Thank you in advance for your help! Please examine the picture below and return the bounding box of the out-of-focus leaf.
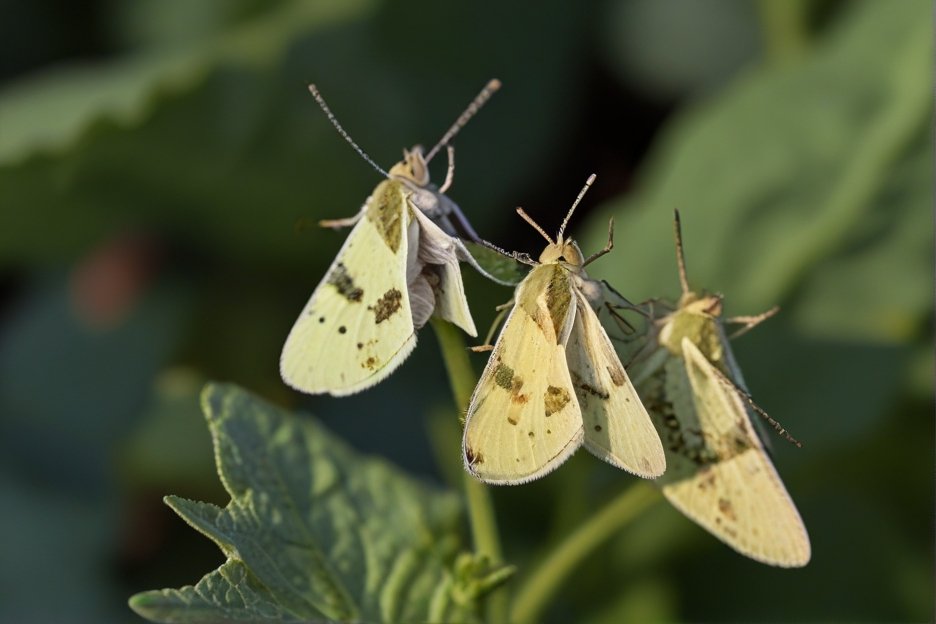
[584,0,931,326]
[578,577,677,624]
[0,0,589,269]
[599,0,761,99]
[0,273,189,492]
[0,0,372,164]
[130,383,503,623]
[118,368,216,490]
[0,475,125,624]
[791,133,933,342]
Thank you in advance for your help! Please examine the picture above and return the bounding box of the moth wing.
[280,180,416,396]
[463,265,583,485]
[569,290,666,477]
[410,208,477,337]
[662,337,810,566]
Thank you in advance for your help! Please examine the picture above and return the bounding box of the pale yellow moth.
[462,175,666,485]
[280,80,501,396]
[629,211,811,566]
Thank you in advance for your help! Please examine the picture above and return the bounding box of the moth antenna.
[707,362,803,448]
[558,173,597,241]
[516,207,554,245]
[478,238,538,267]
[425,78,502,163]
[308,84,389,178]
[673,209,691,296]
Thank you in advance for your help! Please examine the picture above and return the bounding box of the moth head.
[538,239,585,267]
[681,293,724,318]
[388,146,431,187]
[517,174,597,268]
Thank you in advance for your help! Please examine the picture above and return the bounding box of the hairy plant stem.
[510,483,660,624]
[431,319,508,622]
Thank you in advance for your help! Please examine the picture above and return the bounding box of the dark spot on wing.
[327,262,364,302]
[593,425,602,432]
[718,498,737,522]
[465,446,484,465]
[578,382,610,400]
[544,385,571,416]
[507,415,519,425]
[356,342,363,349]
[338,326,347,334]
[607,365,627,386]
[370,288,403,323]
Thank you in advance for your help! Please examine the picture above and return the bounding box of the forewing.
[569,291,665,477]
[463,265,583,485]
[660,337,810,566]
[280,180,416,396]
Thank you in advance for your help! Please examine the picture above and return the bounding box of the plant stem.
[431,319,508,622]
[510,483,660,624]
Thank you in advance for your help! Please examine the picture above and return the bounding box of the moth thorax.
[539,240,584,267]
[388,146,430,187]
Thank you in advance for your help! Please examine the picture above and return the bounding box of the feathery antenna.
[557,173,597,241]
[516,207,554,245]
[673,209,691,296]
[307,84,389,178]
[424,79,501,163]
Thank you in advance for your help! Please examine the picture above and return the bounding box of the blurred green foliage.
[0,0,931,622]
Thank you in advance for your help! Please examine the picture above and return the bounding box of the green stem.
[510,483,660,624]
[431,319,508,622]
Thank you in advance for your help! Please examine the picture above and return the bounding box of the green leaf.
[129,383,502,624]
[584,0,931,332]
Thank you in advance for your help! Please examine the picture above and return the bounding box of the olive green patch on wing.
[494,363,516,389]
[365,179,407,252]
[326,262,364,302]
[544,267,573,343]
[518,265,573,343]
[544,386,571,416]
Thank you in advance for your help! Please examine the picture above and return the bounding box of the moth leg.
[601,302,636,339]
[473,299,513,349]
[319,205,366,230]
[583,217,614,266]
[726,305,779,339]
[438,144,456,194]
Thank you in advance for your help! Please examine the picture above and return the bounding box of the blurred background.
[0,0,931,621]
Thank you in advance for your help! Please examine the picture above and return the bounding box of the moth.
[280,80,500,396]
[628,211,811,567]
[462,175,666,485]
